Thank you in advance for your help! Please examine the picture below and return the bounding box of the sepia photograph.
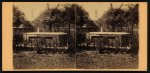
[2,2,147,71]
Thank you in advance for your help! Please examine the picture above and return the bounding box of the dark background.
[1,0,148,2]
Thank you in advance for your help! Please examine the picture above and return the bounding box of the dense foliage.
[97,4,138,32]
[96,4,139,54]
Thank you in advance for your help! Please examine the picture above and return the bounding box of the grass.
[76,51,138,69]
[13,51,76,69]
[13,50,138,69]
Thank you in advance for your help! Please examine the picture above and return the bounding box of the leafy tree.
[33,4,99,53]
[97,4,138,32]
[97,6,126,32]
[13,5,35,48]
[125,4,138,27]
[13,5,34,31]
[33,6,63,32]
[96,4,139,54]
[125,4,139,54]
[63,4,89,27]
[63,4,99,51]
[13,5,25,28]
[33,8,52,32]
[23,21,35,32]
[34,4,98,32]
